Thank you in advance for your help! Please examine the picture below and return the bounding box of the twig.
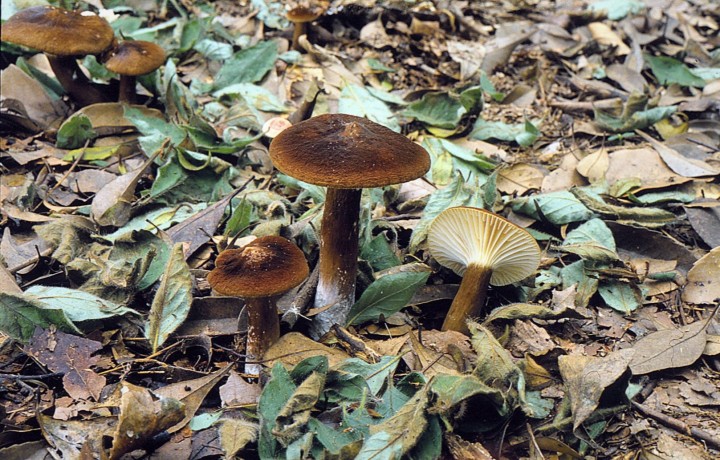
[631,401,720,451]
[0,372,63,381]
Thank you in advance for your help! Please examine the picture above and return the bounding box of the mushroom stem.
[244,296,281,375]
[310,187,362,337]
[291,22,307,51]
[117,75,137,104]
[47,55,108,107]
[441,263,492,334]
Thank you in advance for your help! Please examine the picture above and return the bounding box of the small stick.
[631,401,720,451]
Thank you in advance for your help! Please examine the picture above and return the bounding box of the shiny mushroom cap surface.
[207,236,309,298]
[1,5,114,56]
[269,114,430,188]
[428,207,541,286]
[104,40,166,76]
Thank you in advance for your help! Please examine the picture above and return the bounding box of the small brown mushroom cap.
[428,207,541,286]
[287,5,323,23]
[1,5,114,56]
[207,236,309,298]
[269,114,431,188]
[104,40,166,76]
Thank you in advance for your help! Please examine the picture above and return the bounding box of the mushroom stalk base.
[441,264,491,334]
[244,297,280,374]
[47,55,109,107]
[117,75,137,104]
[310,187,362,338]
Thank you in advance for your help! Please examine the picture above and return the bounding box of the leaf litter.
[1,0,719,458]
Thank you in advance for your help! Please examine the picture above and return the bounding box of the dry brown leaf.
[264,332,350,368]
[682,246,720,304]
[587,22,630,55]
[576,149,609,184]
[629,320,708,375]
[218,370,262,407]
[25,328,106,401]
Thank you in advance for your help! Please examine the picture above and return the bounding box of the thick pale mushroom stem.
[441,263,492,334]
[244,296,281,375]
[310,187,362,337]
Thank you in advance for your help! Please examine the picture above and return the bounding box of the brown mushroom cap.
[269,114,431,188]
[1,5,114,56]
[428,207,541,286]
[207,236,309,298]
[104,40,166,76]
[287,5,323,23]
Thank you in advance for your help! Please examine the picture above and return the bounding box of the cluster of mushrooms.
[1,5,166,105]
[207,114,543,372]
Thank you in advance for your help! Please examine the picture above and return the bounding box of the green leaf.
[125,105,186,156]
[145,243,193,352]
[588,0,645,20]
[561,218,618,262]
[645,54,706,88]
[360,233,401,272]
[470,118,541,146]
[480,71,504,101]
[213,83,290,112]
[308,417,363,455]
[56,113,97,149]
[561,260,599,308]
[214,40,278,89]
[339,84,400,132]
[347,270,430,325]
[333,356,401,396]
[259,363,297,459]
[510,190,594,225]
[598,281,643,313]
[0,293,81,343]
[224,197,254,237]
[23,286,140,322]
[404,92,466,129]
[409,173,485,250]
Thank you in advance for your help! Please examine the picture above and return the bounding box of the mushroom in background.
[103,40,166,104]
[287,4,325,51]
[269,114,430,338]
[207,236,309,374]
[428,206,542,334]
[1,6,116,107]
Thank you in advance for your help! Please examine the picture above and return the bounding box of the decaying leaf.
[629,320,708,375]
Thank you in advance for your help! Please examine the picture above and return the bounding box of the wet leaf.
[629,320,708,375]
[145,243,193,352]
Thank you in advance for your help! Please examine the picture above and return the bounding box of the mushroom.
[1,5,115,107]
[207,236,309,374]
[269,114,430,337]
[428,206,541,334]
[103,40,166,104]
[287,4,324,51]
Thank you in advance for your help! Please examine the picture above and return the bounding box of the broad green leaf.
[214,40,278,89]
[430,374,506,417]
[561,260,599,308]
[588,0,644,20]
[598,281,643,313]
[347,270,430,325]
[360,233,401,271]
[561,218,618,262]
[480,71,504,101]
[470,118,541,146]
[214,83,290,112]
[422,137,495,181]
[224,198,254,237]
[189,411,223,431]
[511,190,594,225]
[645,54,706,88]
[409,173,485,250]
[459,85,484,113]
[63,145,121,162]
[339,84,400,132]
[333,356,401,396]
[273,372,326,447]
[24,286,140,322]
[0,293,81,342]
[193,38,233,60]
[355,431,404,460]
[258,363,297,459]
[308,417,363,455]
[56,113,97,149]
[594,105,677,133]
[125,105,186,156]
[404,92,466,129]
[145,243,193,352]
[251,0,289,29]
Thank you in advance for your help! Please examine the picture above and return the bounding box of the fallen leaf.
[682,246,720,305]
[629,320,708,375]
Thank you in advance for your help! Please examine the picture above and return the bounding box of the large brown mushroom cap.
[207,236,309,298]
[287,5,324,23]
[1,5,114,56]
[269,114,431,188]
[104,40,166,76]
[428,207,541,286]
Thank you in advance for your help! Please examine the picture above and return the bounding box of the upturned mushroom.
[428,206,541,334]
[103,40,166,104]
[1,5,115,106]
[207,236,309,374]
[269,114,430,337]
